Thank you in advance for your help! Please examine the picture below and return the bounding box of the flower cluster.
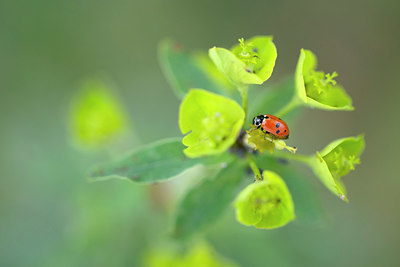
[90,36,365,236]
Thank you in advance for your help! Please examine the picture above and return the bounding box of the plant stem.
[247,154,263,181]
[269,150,312,165]
[239,85,249,124]
[275,97,302,118]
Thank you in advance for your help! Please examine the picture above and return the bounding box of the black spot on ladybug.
[276,130,280,134]
[276,122,280,128]
[284,130,287,132]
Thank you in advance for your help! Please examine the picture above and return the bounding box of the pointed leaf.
[158,39,234,98]
[172,158,246,239]
[89,138,234,183]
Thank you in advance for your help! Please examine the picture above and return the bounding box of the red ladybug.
[252,114,289,139]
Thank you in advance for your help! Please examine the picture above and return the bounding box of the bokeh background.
[1,0,399,266]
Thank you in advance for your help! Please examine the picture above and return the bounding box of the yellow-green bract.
[143,242,238,267]
[294,49,354,110]
[209,36,277,87]
[179,89,245,158]
[234,170,295,229]
[69,79,127,148]
[309,135,365,201]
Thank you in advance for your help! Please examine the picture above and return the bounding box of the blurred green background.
[1,0,399,266]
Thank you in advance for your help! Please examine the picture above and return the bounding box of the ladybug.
[251,114,289,139]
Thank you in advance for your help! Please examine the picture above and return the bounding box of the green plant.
[88,36,365,238]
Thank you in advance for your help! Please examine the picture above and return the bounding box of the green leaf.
[172,158,246,239]
[309,135,365,201]
[69,79,128,148]
[294,49,354,110]
[179,89,245,158]
[254,155,324,224]
[234,170,295,229]
[158,39,235,98]
[89,138,234,183]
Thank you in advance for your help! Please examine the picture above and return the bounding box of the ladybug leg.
[270,134,274,143]
[263,130,270,140]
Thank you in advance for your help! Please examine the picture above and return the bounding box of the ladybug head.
[252,114,264,128]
